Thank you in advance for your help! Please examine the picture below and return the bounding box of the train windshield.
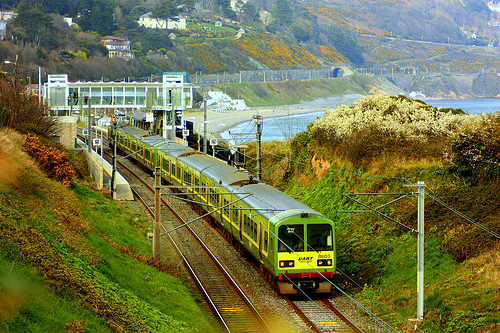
[307,224,333,251]
[278,225,304,252]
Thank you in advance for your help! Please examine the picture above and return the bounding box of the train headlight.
[279,260,295,268]
[317,259,332,267]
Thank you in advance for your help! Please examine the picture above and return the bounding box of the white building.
[167,16,187,29]
[0,20,6,40]
[487,2,500,12]
[0,11,16,21]
[138,12,167,29]
[138,12,187,30]
[100,36,134,60]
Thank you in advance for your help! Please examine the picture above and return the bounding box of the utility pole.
[38,66,41,106]
[87,98,92,153]
[405,181,425,326]
[416,181,425,321]
[154,167,161,264]
[111,121,117,200]
[254,115,263,181]
[203,96,207,155]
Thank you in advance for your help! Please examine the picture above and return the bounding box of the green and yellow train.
[110,125,336,294]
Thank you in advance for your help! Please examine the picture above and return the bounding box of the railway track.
[284,296,363,333]
[110,152,273,333]
[80,128,369,332]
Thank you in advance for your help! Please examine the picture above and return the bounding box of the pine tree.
[272,0,292,26]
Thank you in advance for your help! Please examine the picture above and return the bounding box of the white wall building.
[138,12,187,30]
[0,20,6,40]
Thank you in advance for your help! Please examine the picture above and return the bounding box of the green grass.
[213,74,375,107]
[0,132,219,332]
[258,130,500,332]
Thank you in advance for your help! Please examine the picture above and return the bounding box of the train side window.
[243,214,249,235]
[223,199,229,217]
[194,177,199,192]
[250,219,254,239]
[176,166,180,178]
[162,158,169,173]
[183,170,190,184]
[278,225,304,252]
[209,188,216,205]
[253,222,257,241]
[307,224,333,251]
[264,231,268,252]
[231,206,238,223]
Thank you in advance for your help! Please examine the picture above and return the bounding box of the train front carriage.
[271,210,336,294]
[239,184,336,295]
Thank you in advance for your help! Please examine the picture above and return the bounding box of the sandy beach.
[184,94,363,138]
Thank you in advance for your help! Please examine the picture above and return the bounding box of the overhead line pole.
[254,115,263,181]
[203,95,207,154]
[154,167,161,264]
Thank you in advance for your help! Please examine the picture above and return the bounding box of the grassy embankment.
[0,129,218,332]
[212,73,382,107]
[253,95,500,332]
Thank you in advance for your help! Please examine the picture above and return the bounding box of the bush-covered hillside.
[0,129,218,332]
[256,95,500,332]
[2,0,500,84]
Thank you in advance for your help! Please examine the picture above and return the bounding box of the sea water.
[221,98,500,143]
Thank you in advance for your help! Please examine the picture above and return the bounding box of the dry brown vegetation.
[0,76,57,137]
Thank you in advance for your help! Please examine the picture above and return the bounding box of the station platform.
[77,138,133,200]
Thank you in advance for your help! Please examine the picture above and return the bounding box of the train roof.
[232,183,322,223]
[119,126,196,157]
[116,125,326,224]
[180,154,251,186]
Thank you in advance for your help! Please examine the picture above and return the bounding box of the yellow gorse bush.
[232,37,320,69]
[188,44,227,73]
[23,134,75,186]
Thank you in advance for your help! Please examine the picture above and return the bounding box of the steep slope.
[0,129,217,332]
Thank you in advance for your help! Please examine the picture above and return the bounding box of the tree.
[291,18,315,42]
[272,0,292,26]
[12,0,56,49]
[180,0,195,12]
[291,25,309,42]
[76,0,116,36]
[153,0,179,20]
[40,0,71,16]
[0,76,57,137]
[325,26,364,65]
[240,2,259,23]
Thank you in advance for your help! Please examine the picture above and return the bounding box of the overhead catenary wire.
[343,212,500,311]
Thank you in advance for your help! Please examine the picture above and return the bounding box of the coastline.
[184,94,364,138]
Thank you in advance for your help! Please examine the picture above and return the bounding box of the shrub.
[23,133,75,186]
[0,76,57,137]
[447,113,500,182]
[310,95,471,167]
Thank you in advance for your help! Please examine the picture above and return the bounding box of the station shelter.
[43,72,196,141]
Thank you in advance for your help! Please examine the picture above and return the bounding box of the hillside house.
[138,12,187,30]
[168,16,187,29]
[0,20,5,40]
[100,36,134,60]
[487,2,500,12]
[138,12,167,29]
[0,11,16,21]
